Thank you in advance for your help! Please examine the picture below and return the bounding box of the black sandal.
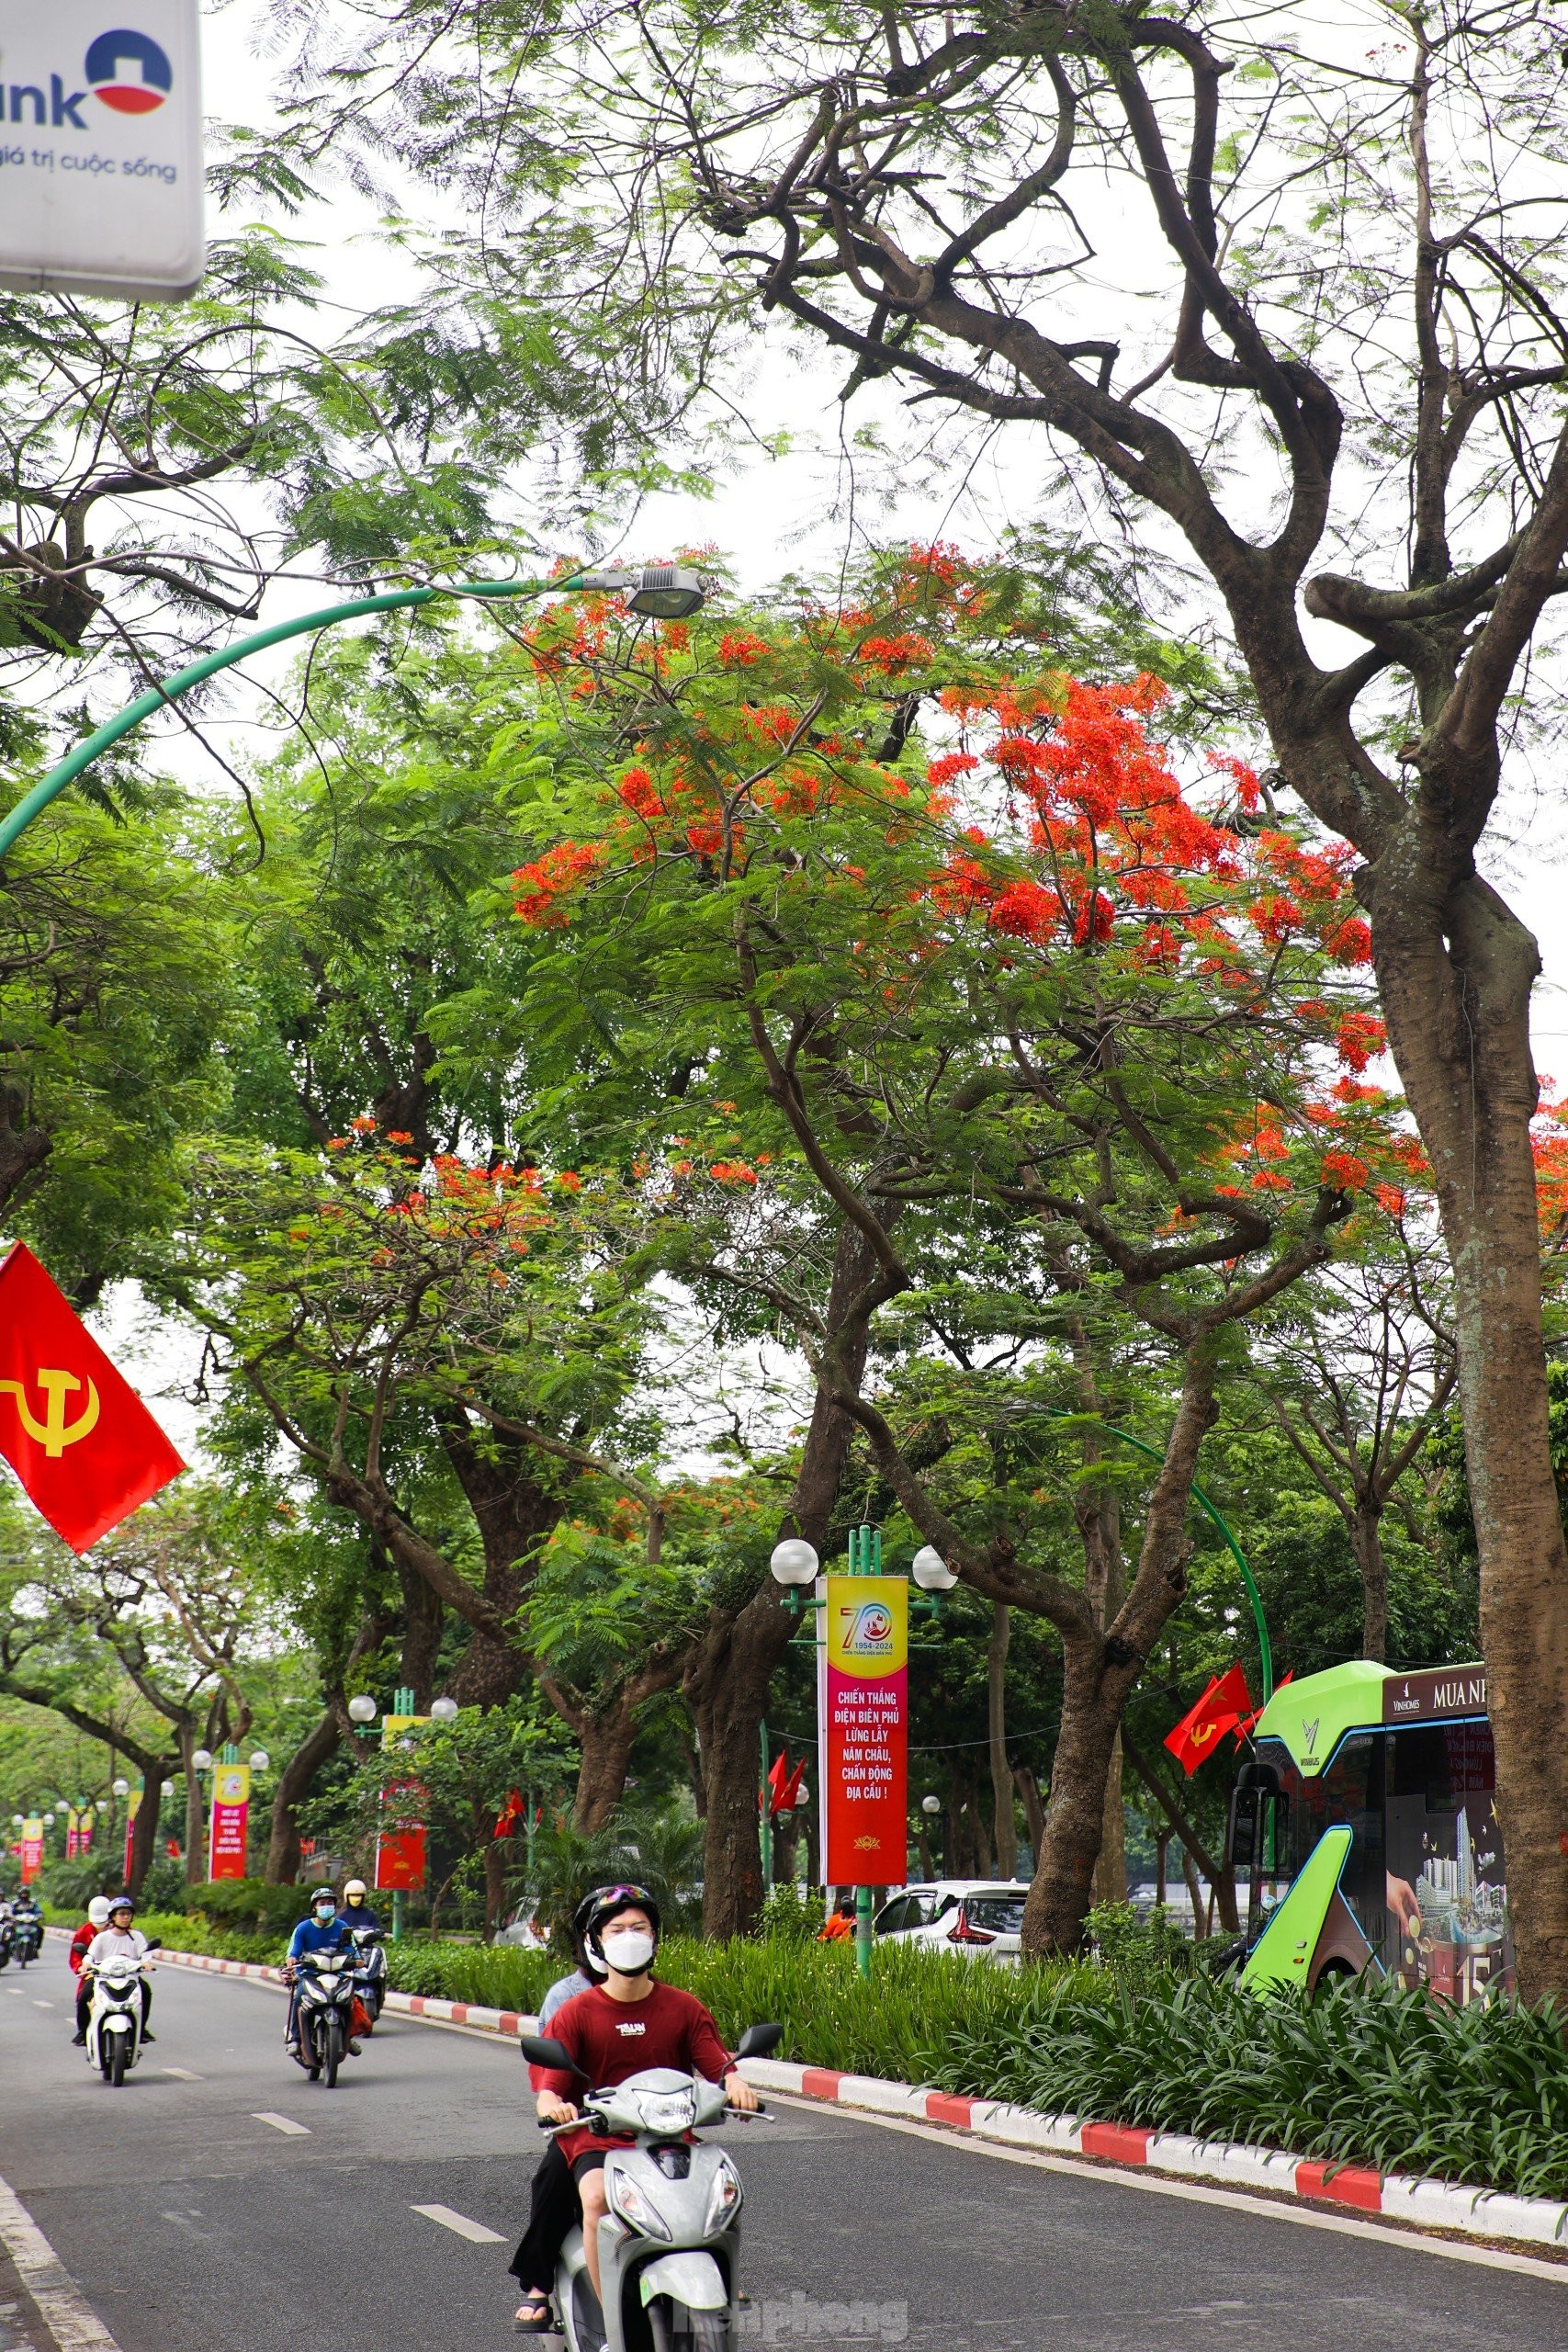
[514,2295,554,2335]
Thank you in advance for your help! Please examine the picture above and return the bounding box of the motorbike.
[292,1948,361,2086]
[518,2021,784,2352]
[12,1911,41,1968]
[85,1953,153,2086]
[350,1924,387,2023]
[0,1916,12,1972]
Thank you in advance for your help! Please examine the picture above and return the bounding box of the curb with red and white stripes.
[142,1943,1568,2259]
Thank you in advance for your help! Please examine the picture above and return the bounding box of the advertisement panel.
[122,1788,139,1883]
[0,2,205,299]
[19,1814,43,1883]
[818,1575,908,1887]
[208,1760,251,1882]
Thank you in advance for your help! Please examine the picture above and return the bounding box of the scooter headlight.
[317,1973,340,1993]
[606,2169,672,2241]
[704,2155,743,2235]
[637,2089,696,2134]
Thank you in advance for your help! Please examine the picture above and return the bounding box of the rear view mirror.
[734,2023,784,2060]
[519,2032,582,2075]
[144,1937,164,1951]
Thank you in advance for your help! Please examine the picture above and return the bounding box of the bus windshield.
[1250,1718,1511,2003]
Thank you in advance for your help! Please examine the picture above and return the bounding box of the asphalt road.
[2,1958,1567,2352]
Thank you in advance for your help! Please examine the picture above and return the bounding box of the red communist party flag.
[0,1242,185,1550]
[1164,1662,1254,1778]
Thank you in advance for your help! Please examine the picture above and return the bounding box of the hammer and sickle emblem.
[1190,1719,1219,1751]
[0,1367,100,1458]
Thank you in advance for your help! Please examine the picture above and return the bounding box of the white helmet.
[344,1878,368,1900]
[88,1897,112,1928]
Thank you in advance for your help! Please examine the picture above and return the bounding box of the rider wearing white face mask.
[518,1883,758,2329]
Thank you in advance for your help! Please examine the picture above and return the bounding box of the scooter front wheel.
[109,2038,127,2087]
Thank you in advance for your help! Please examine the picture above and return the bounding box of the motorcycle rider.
[81,1896,154,2041]
[69,1896,112,2039]
[511,1892,610,2332]
[336,1877,383,1934]
[284,1888,359,2058]
[525,1886,758,2326]
[12,1886,41,1959]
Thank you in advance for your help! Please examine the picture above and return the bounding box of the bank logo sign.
[0,3,203,300]
[85,31,175,117]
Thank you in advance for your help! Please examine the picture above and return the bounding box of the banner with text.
[818,1575,908,1886]
[122,1789,139,1883]
[375,1712,429,1893]
[19,1815,43,1883]
[208,1761,251,1881]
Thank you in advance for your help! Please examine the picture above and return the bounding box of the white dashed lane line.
[161,2066,203,2081]
[251,2112,310,2136]
[411,2204,505,2245]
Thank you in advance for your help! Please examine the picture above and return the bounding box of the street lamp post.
[0,566,705,865]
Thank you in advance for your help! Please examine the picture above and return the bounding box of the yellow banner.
[381,1711,431,1752]
[824,1575,908,1676]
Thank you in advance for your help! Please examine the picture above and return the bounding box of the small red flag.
[494,1787,525,1840]
[1164,1662,1254,1777]
[0,1241,184,1551]
[1234,1669,1293,1746]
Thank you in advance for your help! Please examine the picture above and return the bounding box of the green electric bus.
[1227,1659,1510,2001]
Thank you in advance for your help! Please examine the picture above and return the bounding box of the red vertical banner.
[374,1778,427,1892]
[19,1815,43,1883]
[208,1761,251,1880]
[375,1711,430,1893]
[123,1789,140,1883]
[818,1576,908,1886]
[79,1805,94,1852]
[65,1807,79,1859]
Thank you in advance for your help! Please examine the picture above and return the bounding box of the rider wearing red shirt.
[529,1886,757,2325]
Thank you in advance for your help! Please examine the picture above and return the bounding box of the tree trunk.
[1371,870,1568,1998]
[1350,1505,1390,1663]
[393,1544,445,1711]
[266,1709,341,1884]
[688,1212,889,1936]
[1022,1347,1220,1955]
[128,1773,165,1897]
[572,1697,640,1832]
[1013,1763,1047,1862]
[1094,1733,1127,1906]
[987,1601,1017,1878]
[179,1723,204,1886]
[483,1837,509,1934]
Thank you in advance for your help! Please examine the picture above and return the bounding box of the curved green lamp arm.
[1043,1409,1273,1702]
[0,572,586,865]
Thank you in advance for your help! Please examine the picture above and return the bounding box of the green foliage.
[510,1803,705,1951]
[1083,1900,1202,1984]
[185,1878,321,1939]
[937,1974,1568,2202]
[757,1883,826,1941]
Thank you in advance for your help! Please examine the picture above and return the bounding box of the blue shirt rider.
[285,1891,356,2054]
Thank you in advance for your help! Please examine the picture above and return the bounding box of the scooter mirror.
[734,2023,784,2060]
[144,1938,164,1951]
[519,2032,583,2075]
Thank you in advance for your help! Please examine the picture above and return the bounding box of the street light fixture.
[770,1538,819,1618]
[347,1694,378,1726]
[578,562,705,619]
[249,1750,270,1772]
[111,1779,129,1798]
[920,1794,942,1817]
[429,1697,459,1724]
[191,1748,213,1772]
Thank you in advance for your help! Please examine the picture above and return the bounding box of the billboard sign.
[19,1814,43,1883]
[0,3,205,299]
[818,1575,908,1887]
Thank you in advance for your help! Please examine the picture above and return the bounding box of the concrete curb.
[124,1939,1568,2257]
[731,2058,1568,2256]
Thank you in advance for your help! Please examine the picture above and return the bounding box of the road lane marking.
[252,2111,310,2136]
[411,2203,505,2245]
[0,2170,126,2349]
[161,2066,203,2081]
[769,2094,1568,2287]
[29,2001,53,2010]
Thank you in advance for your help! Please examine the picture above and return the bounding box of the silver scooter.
[520,2022,783,2352]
